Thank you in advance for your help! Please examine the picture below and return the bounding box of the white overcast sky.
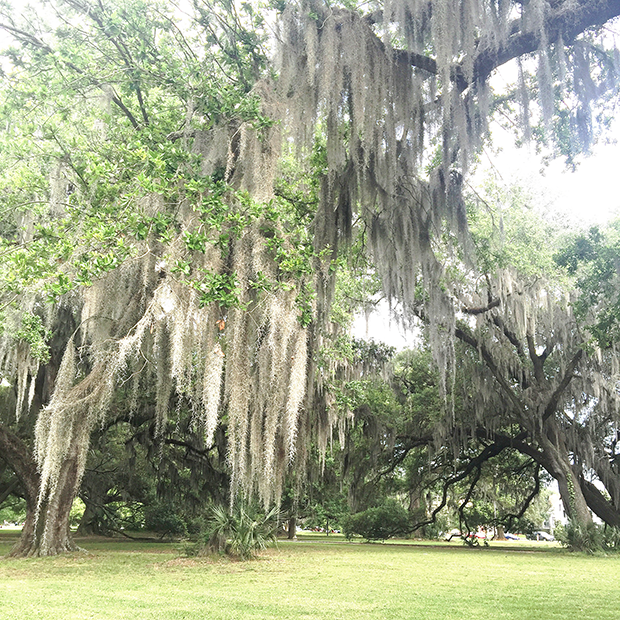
[478,119,620,228]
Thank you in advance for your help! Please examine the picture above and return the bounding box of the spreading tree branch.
[461,298,500,315]
[369,0,620,90]
[455,323,528,418]
[63,0,151,126]
[0,22,141,129]
[472,0,620,86]
[411,440,508,533]
[503,463,541,532]
[542,348,584,422]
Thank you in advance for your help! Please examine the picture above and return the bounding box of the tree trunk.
[0,424,42,558]
[76,476,116,537]
[76,500,106,536]
[3,429,83,557]
[556,466,592,524]
[287,516,297,539]
[539,423,592,527]
[25,452,82,557]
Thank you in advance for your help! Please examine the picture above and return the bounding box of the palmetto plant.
[208,504,279,560]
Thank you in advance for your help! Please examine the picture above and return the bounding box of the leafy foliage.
[16,312,51,364]
[552,519,620,553]
[554,221,620,348]
[144,501,187,538]
[206,503,279,559]
[554,520,606,553]
[343,499,411,541]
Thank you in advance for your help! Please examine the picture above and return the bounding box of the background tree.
[76,400,229,537]
[401,184,620,536]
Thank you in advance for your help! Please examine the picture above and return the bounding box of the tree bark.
[537,422,593,527]
[287,516,297,539]
[0,423,82,557]
[76,499,107,536]
[0,424,41,558]
[579,477,620,528]
[30,442,86,557]
[490,425,594,528]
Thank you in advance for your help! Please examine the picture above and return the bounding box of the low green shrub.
[555,520,620,553]
[601,525,620,550]
[555,521,600,552]
[343,500,411,541]
[144,501,187,538]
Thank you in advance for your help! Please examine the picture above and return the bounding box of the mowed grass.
[1,530,619,620]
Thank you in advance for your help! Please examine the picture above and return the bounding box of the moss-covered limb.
[541,349,584,423]
[368,0,620,93]
[454,322,528,421]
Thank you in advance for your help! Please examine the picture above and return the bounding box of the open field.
[1,530,619,620]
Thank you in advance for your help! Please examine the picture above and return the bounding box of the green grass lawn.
[1,530,619,619]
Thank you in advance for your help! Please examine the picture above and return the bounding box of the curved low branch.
[579,476,620,527]
[504,463,541,532]
[411,440,508,532]
[0,423,39,508]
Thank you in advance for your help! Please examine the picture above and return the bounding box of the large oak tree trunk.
[0,423,83,557]
[555,464,592,525]
[0,424,41,557]
[539,421,593,527]
[76,500,106,536]
[28,451,82,557]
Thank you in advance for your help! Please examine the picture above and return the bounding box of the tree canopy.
[1,0,620,556]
